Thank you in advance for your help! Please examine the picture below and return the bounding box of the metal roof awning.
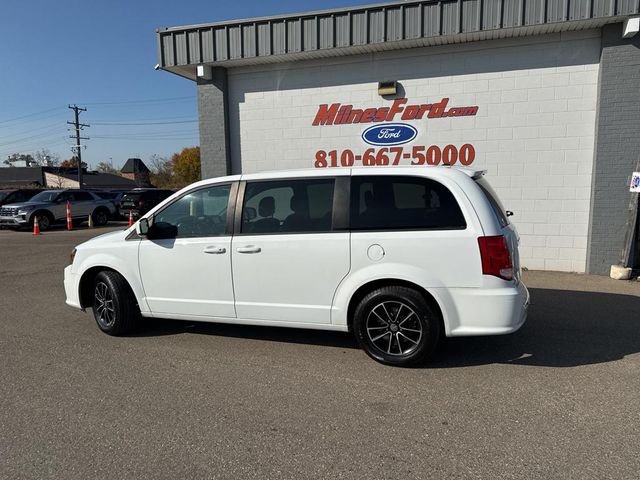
[157,0,639,79]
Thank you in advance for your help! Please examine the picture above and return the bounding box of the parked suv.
[64,167,529,366]
[119,189,174,219]
[0,188,42,207]
[0,189,116,231]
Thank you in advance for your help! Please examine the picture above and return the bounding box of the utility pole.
[67,105,89,187]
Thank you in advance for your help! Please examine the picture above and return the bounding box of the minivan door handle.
[203,246,226,254]
[236,245,261,254]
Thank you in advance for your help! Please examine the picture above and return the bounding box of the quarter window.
[155,184,231,237]
[474,177,509,228]
[350,176,466,230]
[242,179,335,234]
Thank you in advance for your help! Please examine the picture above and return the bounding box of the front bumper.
[64,265,82,310]
[0,215,28,226]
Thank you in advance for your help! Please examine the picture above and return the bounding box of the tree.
[60,157,87,169]
[4,153,36,167]
[96,161,120,175]
[33,148,60,166]
[148,154,176,189]
[171,147,201,186]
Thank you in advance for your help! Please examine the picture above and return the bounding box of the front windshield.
[0,191,8,201]
[29,191,61,203]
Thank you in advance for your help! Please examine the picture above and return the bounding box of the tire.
[91,270,138,335]
[92,208,109,227]
[31,211,53,231]
[353,286,441,367]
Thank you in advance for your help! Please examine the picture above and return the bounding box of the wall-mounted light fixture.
[378,80,397,96]
[623,16,639,38]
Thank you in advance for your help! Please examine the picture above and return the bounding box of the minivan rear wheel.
[91,270,138,335]
[353,286,441,367]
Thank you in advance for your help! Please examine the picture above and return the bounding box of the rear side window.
[242,179,335,234]
[73,192,94,201]
[475,177,509,228]
[95,192,116,200]
[350,176,466,230]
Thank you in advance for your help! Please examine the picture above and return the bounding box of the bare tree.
[33,148,60,167]
[96,160,119,175]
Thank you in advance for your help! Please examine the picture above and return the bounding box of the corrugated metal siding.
[158,0,639,68]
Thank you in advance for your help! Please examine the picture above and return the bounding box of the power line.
[91,120,198,126]
[0,139,70,158]
[81,95,194,106]
[0,121,69,140]
[92,136,199,141]
[0,110,69,130]
[0,106,66,125]
[0,126,66,148]
[88,114,196,123]
[91,129,197,138]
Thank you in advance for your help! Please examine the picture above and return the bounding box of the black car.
[119,189,173,219]
[0,189,41,207]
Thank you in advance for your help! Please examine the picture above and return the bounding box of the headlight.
[70,248,77,265]
[18,206,36,214]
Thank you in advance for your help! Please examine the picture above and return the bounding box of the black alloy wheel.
[91,270,138,335]
[353,286,441,367]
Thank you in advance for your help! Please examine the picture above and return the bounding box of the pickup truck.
[0,189,116,231]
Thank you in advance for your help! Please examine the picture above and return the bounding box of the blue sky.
[0,0,367,169]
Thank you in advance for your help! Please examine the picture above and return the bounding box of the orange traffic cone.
[66,200,72,231]
[33,216,40,235]
[128,210,134,227]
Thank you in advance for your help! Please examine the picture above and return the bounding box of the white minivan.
[64,167,529,366]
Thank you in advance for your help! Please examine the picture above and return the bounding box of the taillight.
[478,235,513,280]
[138,200,145,207]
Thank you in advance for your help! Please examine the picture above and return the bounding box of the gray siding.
[157,0,639,68]
[587,23,640,274]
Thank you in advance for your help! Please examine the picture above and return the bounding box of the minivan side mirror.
[136,217,149,236]
[146,221,178,240]
[506,210,514,217]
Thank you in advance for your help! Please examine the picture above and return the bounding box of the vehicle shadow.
[432,288,640,368]
[133,288,640,368]
[135,317,358,350]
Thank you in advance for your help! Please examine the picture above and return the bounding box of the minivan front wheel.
[353,286,440,366]
[91,270,138,335]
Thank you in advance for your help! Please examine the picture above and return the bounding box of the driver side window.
[155,184,231,237]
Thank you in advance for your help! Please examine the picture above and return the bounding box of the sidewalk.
[523,270,640,297]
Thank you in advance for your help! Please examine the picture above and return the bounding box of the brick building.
[156,0,640,274]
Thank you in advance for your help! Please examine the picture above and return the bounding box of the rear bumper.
[442,281,529,337]
[120,208,142,218]
[64,266,82,310]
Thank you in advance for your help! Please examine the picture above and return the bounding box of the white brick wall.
[228,30,601,273]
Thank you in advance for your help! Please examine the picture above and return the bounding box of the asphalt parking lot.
[1,226,639,479]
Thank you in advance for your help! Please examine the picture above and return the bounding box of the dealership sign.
[311,97,479,168]
[312,97,478,126]
[362,123,417,146]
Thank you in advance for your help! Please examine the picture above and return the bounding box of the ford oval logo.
[361,123,418,146]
